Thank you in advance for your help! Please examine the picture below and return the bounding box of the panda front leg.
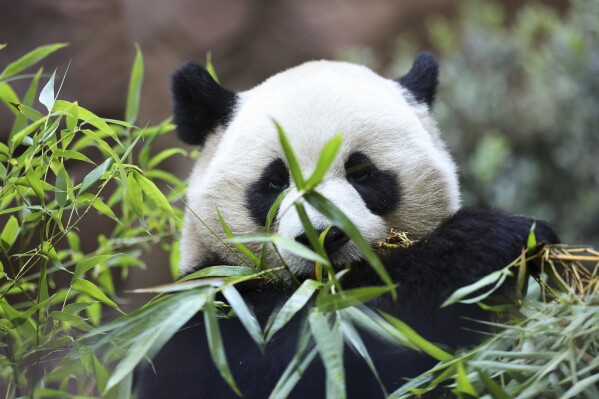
[344,207,559,350]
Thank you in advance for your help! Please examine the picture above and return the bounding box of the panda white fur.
[136,53,558,398]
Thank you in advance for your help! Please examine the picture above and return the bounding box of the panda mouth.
[281,241,363,280]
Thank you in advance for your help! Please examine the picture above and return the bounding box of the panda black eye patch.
[345,152,400,216]
[246,158,290,226]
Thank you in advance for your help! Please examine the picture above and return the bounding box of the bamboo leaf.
[73,254,119,282]
[55,164,69,207]
[204,297,242,397]
[222,284,265,350]
[562,373,599,399]
[380,311,453,362]
[218,208,260,267]
[148,148,186,169]
[269,348,318,399]
[303,191,395,296]
[266,279,322,341]
[10,68,43,136]
[339,319,387,397]
[0,215,19,252]
[274,120,304,190]
[126,172,144,221]
[134,173,174,216]
[477,371,511,399]
[0,43,67,80]
[65,100,78,132]
[53,149,94,164]
[316,286,395,312]
[179,266,256,282]
[79,158,113,195]
[105,291,206,392]
[441,266,512,307]
[125,44,144,124]
[305,133,342,188]
[455,361,477,397]
[205,52,220,83]
[229,234,330,266]
[39,69,56,113]
[72,279,119,309]
[309,310,345,399]
[25,167,45,202]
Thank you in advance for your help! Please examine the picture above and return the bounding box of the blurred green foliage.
[433,0,599,245]
[387,0,599,245]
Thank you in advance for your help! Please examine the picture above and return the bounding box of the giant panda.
[136,53,558,398]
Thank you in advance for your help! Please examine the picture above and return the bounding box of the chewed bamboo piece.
[537,245,599,300]
[373,229,416,249]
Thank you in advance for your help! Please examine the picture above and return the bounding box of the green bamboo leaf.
[309,310,345,399]
[441,266,512,307]
[25,167,45,202]
[269,348,318,399]
[65,100,78,132]
[79,128,121,161]
[126,172,144,221]
[339,320,387,397]
[54,100,120,144]
[134,173,174,216]
[0,215,19,252]
[14,103,45,121]
[0,82,19,111]
[261,188,291,270]
[148,148,187,169]
[295,202,327,263]
[55,164,69,207]
[274,120,305,190]
[204,297,242,397]
[10,117,46,147]
[10,68,42,136]
[266,279,322,341]
[79,158,113,195]
[125,44,144,124]
[205,52,220,83]
[0,43,67,80]
[88,196,120,223]
[562,373,599,399]
[105,291,206,392]
[179,266,256,282]
[341,307,416,349]
[73,254,119,282]
[218,209,260,267]
[49,311,93,332]
[91,353,110,395]
[303,191,395,296]
[477,371,511,399]
[316,286,395,313]
[526,222,537,252]
[52,149,94,164]
[305,133,342,188]
[455,361,477,397]
[222,285,265,350]
[228,234,330,266]
[380,310,453,362]
[72,279,119,309]
[39,69,56,112]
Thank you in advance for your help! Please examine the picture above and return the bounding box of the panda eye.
[346,161,371,182]
[268,175,289,190]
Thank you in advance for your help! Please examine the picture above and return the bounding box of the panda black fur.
[136,53,558,398]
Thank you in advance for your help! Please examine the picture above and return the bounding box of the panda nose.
[295,226,349,255]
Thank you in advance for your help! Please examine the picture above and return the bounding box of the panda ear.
[396,51,439,107]
[171,62,237,145]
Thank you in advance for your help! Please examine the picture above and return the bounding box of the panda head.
[172,53,460,279]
